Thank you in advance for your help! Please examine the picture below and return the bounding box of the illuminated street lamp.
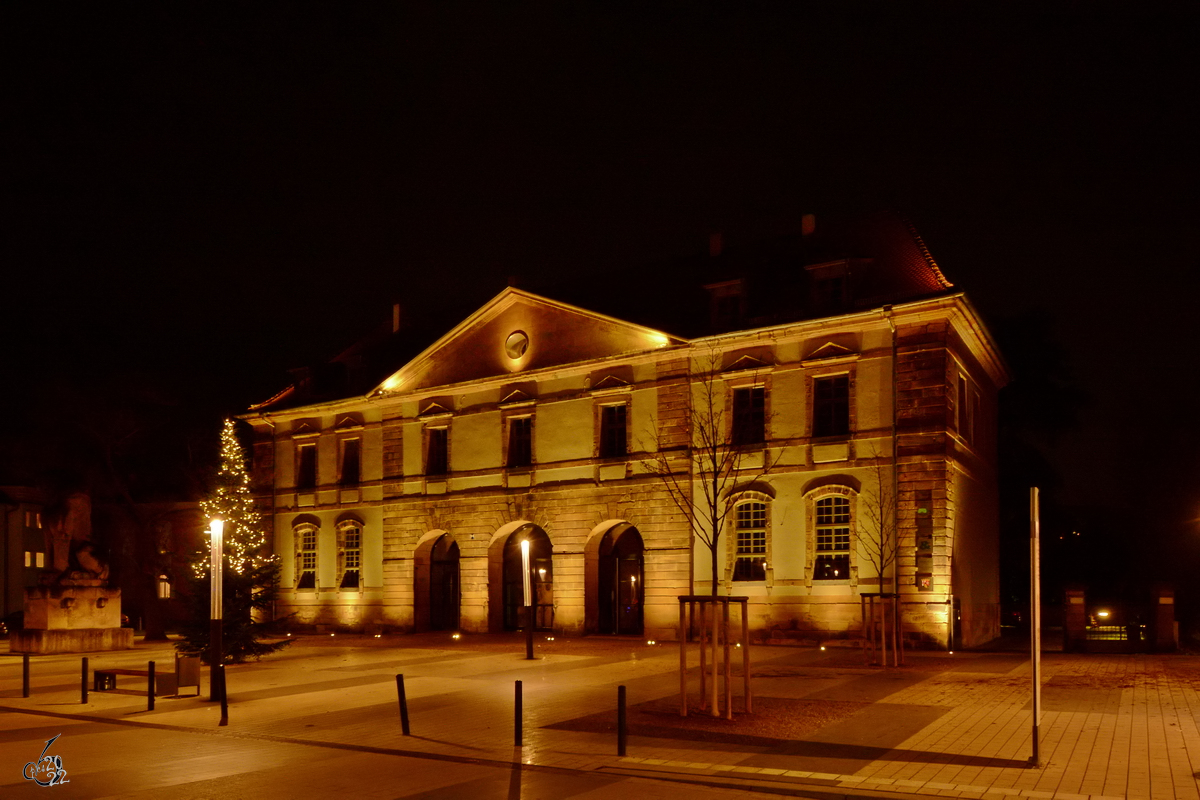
[209,519,228,725]
[521,538,534,659]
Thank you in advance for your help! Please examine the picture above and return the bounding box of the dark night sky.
[3,6,1198,555]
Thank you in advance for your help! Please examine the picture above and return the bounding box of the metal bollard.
[148,662,155,711]
[396,674,411,735]
[617,685,627,756]
[23,654,30,698]
[81,657,88,704]
[514,680,523,747]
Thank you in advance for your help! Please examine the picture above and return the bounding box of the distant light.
[1097,610,1110,618]
[452,633,461,640]
[330,633,335,637]
[287,633,292,637]
[646,640,656,645]
[545,636,555,641]
[949,651,954,655]
[735,643,741,648]
[820,646,826,651]
[374,634,382,638]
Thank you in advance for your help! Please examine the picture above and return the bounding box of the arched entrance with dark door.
[489,523,554,632]
[429,533,460,631]
[589,522,644,636]
[413,531,460,632]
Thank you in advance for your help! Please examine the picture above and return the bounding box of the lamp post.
[209,519,225,718]
[521,539,534,659]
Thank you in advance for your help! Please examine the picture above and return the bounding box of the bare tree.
[647,350,778,596]
[857,450,898,593]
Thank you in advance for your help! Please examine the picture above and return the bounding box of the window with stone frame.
[507,416,533,468]
[296,442,317,490]
[813,374,850,438]
[732,500,768,581]
[337,522,362,590]
[599,403,628,458]
[814,496,852,580]
[731,385,766,446]
[426,427,448,476]
[295,524,318,589]
[340,437,361,485]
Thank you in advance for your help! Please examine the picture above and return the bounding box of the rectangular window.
[731,386,766,446]
[24,551,32,568]
[296,443,317,490]
[599,404,628,458]
[733,502,767,581]
[36,552,44,568]
[814,496,851,580]
[426,428,448,476]
[507,417,532,468]
[339,525,362,589]
[340,438,361,485]
[813,375,850,438]
[297,528,318,589]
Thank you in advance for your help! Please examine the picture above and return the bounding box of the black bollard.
[617,685,627,756]
[23,654,30,698]
[396,674,411,735]
[148,662,155,711]
[514,680,523,747]
[81,657,88,704]
[219,665,228,726]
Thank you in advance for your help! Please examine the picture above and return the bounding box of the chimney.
[392,303,401,333]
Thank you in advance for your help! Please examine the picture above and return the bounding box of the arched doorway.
[501,526,553,631]
[598,524,644,635]
[429,533,460,631]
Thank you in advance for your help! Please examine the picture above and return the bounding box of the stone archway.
[413,530,460,633]
[487,523,553,632]
[586,521,645,636]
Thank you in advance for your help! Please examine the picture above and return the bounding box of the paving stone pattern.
[1,635,1198,799]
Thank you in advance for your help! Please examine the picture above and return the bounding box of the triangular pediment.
[591,375,630,392]
[500,389,533,406]
[418,401,452,418]
[804,341,857,362]
[724,354,770,374]
[371,288,685,396]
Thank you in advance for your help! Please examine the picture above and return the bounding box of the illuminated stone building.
[244,214,1008,647]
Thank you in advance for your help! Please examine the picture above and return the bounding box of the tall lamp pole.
[521,539,534,659]
[209,518,225,719]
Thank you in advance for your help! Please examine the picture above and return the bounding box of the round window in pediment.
[505,330,529,360]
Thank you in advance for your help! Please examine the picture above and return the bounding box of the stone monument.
[11,492,134,654]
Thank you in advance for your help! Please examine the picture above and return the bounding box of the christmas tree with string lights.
[176,419,291,663]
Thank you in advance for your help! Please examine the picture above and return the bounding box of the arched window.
[803,483,859,587]
[814,496,851,580]
[732,501,767,581]
[337,521,363,590]
[294,524,318,590]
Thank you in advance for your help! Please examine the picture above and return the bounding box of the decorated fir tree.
[176,419,291,663]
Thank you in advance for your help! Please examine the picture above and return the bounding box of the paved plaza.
[1,633,1198,799]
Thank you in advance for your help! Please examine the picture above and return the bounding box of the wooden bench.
[94,655,202,696]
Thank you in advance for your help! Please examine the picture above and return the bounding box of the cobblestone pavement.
[1,634,1198,800]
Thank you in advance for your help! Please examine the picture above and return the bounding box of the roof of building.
[250,211,955,412]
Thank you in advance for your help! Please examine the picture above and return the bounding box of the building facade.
[245,231,1008,648]
[1,486,50,622]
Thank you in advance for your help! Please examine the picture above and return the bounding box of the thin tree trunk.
[711,547,719,596]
